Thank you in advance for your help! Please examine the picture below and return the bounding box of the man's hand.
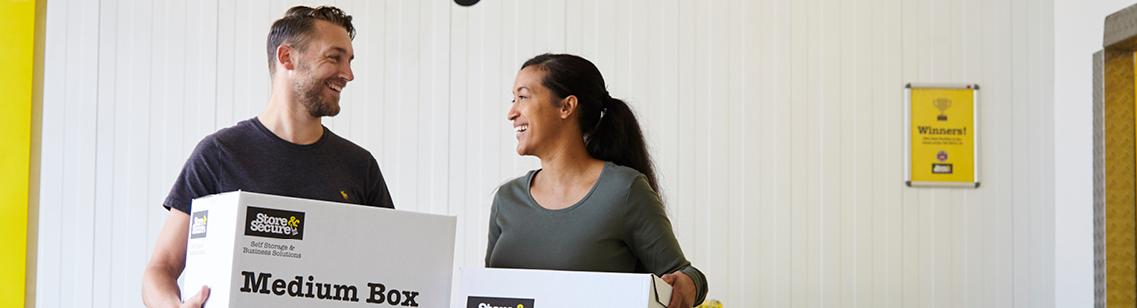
[179,286,210,308]
[661,270,696,308]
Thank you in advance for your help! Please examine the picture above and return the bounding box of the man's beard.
[294,63,341,118]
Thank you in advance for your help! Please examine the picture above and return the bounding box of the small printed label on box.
[467,296,535,308]
[191,211,208,239]
[243,240,303,259]
[244,206,306,240]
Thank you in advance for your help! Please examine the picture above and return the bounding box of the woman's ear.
[559,95,578,119]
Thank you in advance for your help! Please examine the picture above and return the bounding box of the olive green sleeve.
[623,174,708,306]
[679,265,708,306]
[485,194,502,267]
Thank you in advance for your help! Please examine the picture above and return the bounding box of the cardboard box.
[457,267,672,308]
[182,191,456,307]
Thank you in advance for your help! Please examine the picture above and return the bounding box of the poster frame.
[904,83,980,188]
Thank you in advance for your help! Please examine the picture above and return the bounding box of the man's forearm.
[142,264,183,308]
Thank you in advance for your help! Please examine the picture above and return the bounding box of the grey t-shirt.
[486,162,708,305]
[164,117,394,214]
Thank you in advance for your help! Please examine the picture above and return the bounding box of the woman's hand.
[661,271,696,308]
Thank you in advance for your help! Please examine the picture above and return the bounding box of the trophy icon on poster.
[933,98,952,121]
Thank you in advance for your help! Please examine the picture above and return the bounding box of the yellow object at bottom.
[696,299,723,308]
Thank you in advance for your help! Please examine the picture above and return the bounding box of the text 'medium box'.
[182,191,456,307]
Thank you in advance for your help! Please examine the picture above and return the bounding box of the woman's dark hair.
[521,53,659,193]
[266,6,356,77]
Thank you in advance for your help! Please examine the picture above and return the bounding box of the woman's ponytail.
[585,97,659,193]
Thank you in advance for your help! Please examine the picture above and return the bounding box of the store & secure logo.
[245,206,305,240]
[932,164,953,174]
[467,296,534,308]
[191,211,208,239]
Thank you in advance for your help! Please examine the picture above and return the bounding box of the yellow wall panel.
[1104,49,1136,308]
[0,0,36,307]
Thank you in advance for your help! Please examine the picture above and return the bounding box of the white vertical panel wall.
[36,0,1056,307]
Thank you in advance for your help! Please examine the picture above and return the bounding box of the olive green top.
[486,162,708,306]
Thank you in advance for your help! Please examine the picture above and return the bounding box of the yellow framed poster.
[904,83,979,188]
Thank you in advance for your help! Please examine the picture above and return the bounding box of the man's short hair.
[266,6,356,77]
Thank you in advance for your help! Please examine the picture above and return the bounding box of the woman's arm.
[623,175,708,307]
[485,195,503,267]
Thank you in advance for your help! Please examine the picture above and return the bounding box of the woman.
[485,53,708,308]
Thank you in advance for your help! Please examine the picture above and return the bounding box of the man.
[141,6,394,308]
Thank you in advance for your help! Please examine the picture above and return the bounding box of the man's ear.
[276,45,295,71]
[559,95,578,120]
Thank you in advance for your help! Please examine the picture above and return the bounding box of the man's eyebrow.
[516,86,530,92]
[330,47,353,60]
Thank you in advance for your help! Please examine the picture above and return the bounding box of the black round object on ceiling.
[455,0,479,6]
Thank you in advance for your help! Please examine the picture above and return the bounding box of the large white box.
[457,267,672,308]
[182,191,456,307]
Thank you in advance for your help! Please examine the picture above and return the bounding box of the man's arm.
[142,209,208,308]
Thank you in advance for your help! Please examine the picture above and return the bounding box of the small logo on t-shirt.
[244,206,305,240]
[190,211,208,239]
[341,190,348,200]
